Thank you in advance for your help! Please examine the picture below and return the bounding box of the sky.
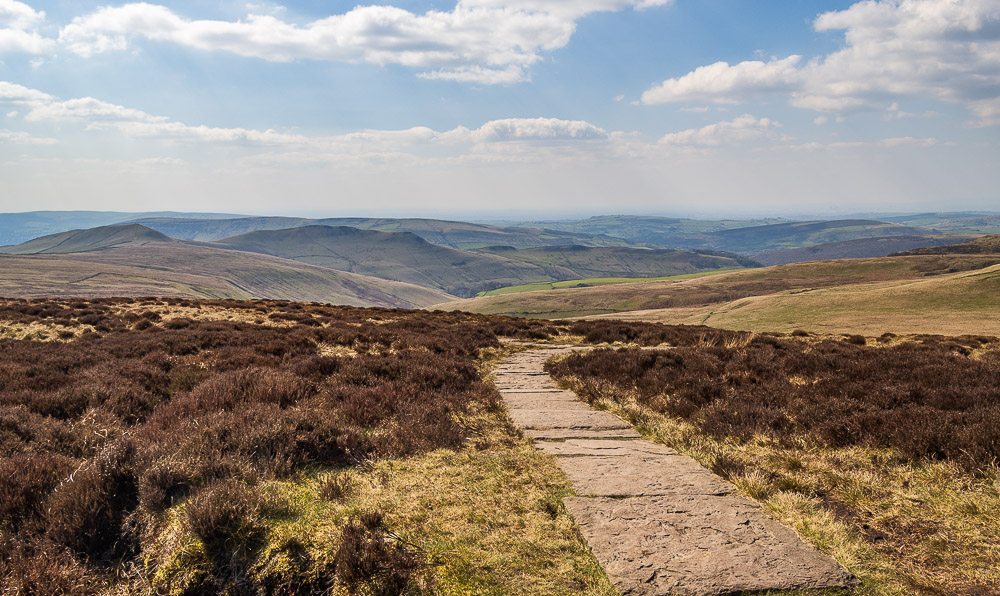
[0,0,998,218]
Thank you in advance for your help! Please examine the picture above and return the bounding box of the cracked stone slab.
[504,396,593,411]
[507,408,633,431]
[534,439,677,458]
[557,456,734,497]
[564,495,857,596]
[500,388,569,394]
[525,427,641,440]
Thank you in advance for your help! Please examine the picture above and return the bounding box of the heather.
[0,297,586,594]
[546,335,1000,470]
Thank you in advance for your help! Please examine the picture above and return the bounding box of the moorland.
[1,210,998,594]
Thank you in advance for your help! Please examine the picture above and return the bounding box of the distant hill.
[0,225,451,308]
[703,219,932,254]
[500,215,936,254]
[496,215,774,247]
[0,224,175,254]
[0,211,240,246]
[214,226,755,297]
[132,216,633,249]
[881,212,1000,234]
[892,234,1000,256]
[474,245,758,276]
[754,235,957,266]
[214,225,554,297]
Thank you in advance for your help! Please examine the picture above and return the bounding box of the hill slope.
[132,216,632,248]
[594,264,1000,336]
[0,211,240,246]
[0,226,451,307]
[753,235,957,266]
[0,224,175,254]
[214,226,755,297]
[435,254,1000,335]
[214,225,554,297]
[474,245,757,276]
[893,234,1000,255]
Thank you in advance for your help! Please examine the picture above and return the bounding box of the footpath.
[494,345,856,596]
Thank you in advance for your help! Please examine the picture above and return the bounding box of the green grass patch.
[478,270,740,297]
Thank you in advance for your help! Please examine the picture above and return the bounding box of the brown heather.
[546,336,1000,471]
[0,297,563,593]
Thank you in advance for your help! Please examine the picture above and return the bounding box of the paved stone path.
[495,345,856,596]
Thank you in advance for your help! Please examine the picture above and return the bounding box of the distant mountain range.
[0,211,994,308]
[0,223,754,305]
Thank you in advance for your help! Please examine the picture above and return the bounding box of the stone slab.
[525,428,642,440]
[507,408,633,431]
[534,439,677,458]
[504,396,593,411]
[557,456,733,497]
[499,388,569,394]
[564,495,857,596]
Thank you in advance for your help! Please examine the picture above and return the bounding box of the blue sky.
[0,0,998,217]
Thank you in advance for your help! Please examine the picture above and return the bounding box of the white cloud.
[640,0,1000,125]
[25,97,169,123]
[0,0,43,30]
[58,1,669,84]
[0,80,51,104]
[472,117,607,142]
[642,56,804,105]
[0,0,51,54]
[0,128,57,144]
[658,114,781,147]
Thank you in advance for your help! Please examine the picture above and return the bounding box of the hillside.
[0,226,451,307]
[133,216,632,248]
[214,226,755,297]
[214,225,553,297]
[703,219,931,254]
[435,254,1000,334]
[474,245,757,275]
[594,264,1000,336]
[893,233,1000,255]
[501,216,936,253]
[753,235,957,266]
[0,224,175,254]
[498,215,774,247]
[0,211,239,246]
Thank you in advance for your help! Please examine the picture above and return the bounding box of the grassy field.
[439,255,1000,336]
[476,270,742,296]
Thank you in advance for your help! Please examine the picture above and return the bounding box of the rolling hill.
[434,254,1000,335]
[214,225,554,297]
[0,211,239,246]
[214,226,756,297]
[131,216,633,249]
[753,235,957,266]
[893,233,1000,255]
[0,225,451,307]
[701,219,932,254]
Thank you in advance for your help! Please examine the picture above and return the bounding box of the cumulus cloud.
[658,114,781,147]
[58,1,669,84]
[641,0,1000,125]
[471,117,607,142]
[642,56,803,105]
[0,0,52,54]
